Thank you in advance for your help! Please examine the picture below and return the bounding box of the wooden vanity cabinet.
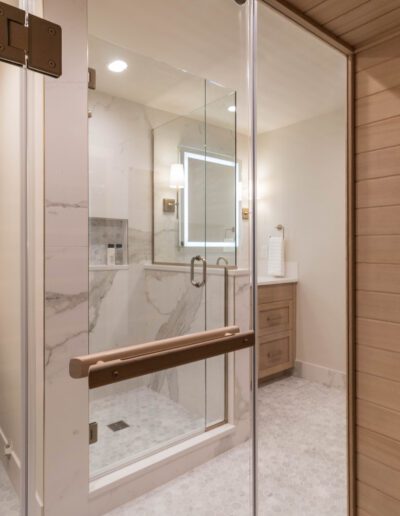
[258,282,296,381]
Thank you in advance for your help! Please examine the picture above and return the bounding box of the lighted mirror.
[182,151,238,249]
[153,87,238,265]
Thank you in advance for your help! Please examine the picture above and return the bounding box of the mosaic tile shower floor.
[90,386,204,475]
[106,376,346,516]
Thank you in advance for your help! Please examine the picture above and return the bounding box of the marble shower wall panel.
[89,91,153,224]
[232,275,251,438]
[143,268,206,416]
[43,0,89,514]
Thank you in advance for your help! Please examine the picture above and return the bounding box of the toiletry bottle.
[107,244,116,266]
[115,244,123,265]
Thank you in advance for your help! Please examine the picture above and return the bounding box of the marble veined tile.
[105,377,346,516]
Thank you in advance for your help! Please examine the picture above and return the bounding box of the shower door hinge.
[89,422,98,445]
[0,1,62,77]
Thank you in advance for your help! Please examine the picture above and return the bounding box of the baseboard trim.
[294,360,346,388]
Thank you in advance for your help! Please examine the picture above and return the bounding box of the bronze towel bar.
[70,326,255,389]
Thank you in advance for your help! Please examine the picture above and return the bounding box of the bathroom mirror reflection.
[153,87,238,265]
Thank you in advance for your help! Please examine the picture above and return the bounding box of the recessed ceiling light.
[228,105,236,113]
[108,60,128,73]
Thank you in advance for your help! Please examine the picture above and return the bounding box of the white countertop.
[258,276,298,286]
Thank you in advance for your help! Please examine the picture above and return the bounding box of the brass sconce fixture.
[163,198,177,213]
[242,207,249,220]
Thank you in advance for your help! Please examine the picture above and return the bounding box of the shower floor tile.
[105,376,347,516]
[90,386,204,476]
[0,460,19,516]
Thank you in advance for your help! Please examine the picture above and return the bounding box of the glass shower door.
[0,11,25,510]
[88,54,213,476]
[85,0,255,514]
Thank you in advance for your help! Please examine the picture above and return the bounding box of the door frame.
[259,1,357,515]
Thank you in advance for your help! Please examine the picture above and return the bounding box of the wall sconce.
[163,164,185,215]
[169,163,185,189]
[242,208,249,220]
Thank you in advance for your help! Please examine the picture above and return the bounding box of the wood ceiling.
[281,0,400,49]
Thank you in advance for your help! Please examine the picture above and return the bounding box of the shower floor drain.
[107,420,130,432]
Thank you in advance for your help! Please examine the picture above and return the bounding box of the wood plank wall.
[286,0,400,47]
[356,33,400,516]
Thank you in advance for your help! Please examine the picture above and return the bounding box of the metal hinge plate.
[0,1,61,77]
[89,422,98,445]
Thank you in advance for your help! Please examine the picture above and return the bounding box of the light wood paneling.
[357,509,372,516]
[342,8,400,47]
[358,453,400,501]
[357,206,400,235]
[358,427,400,472]
[357,343,400,381]
[357,176,400,207]
[357,263,400,294]
[357,235,400,263]
[356,147,400,181]
[356,86,400,126]
[284,0,400,48]
[358,482,400,516]
[356,33,400,72]
[357,372,400,412]
[357,116,400,153]
[307,0,368,25]
[357,399,400,442]
[357,56,400,98]
[326,1,400,36]
[357,290,400,324]
[357,318,400,352]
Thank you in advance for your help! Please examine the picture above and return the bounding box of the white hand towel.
[267,236,285,277]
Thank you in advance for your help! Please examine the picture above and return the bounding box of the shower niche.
[89,217,128,269]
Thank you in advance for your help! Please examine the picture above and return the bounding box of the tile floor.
[0,460,19,516]
[106,376,347,516]
[0,377,346,516]
[90,385,204,476]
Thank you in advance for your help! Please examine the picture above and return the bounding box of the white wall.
[257,109,347,375]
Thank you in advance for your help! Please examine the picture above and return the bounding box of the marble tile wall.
[43,0,89,514]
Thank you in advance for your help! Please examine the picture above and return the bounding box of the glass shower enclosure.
[85,0,256,513]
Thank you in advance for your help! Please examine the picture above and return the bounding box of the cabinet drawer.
[259,301,293,335]
[259,334,291,376]
[259,332,293,378]
[258,283,294,304]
